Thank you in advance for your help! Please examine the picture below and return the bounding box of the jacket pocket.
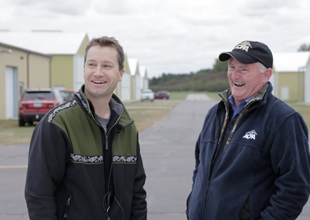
[239,196,250,220]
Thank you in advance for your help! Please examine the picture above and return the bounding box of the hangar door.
[6,66,18,119]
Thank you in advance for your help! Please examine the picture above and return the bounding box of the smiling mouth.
[92,80,106,84]
[234,82,245,87]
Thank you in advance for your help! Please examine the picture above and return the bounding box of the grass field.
[1,92,310,146]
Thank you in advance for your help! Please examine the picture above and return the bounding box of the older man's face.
[227,57,271,107]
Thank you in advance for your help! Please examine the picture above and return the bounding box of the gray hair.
[258,62,268,73]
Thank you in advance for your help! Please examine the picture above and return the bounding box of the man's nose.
[231,69,241,78]
[94,67,104,76]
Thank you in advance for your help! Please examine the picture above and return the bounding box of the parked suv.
[141,89,155,101]
[18,88,64,126]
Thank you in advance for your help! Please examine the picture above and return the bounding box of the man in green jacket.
[25,36,147,220]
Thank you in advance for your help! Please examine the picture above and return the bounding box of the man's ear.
[118,70,125,82]
[264,68,273,82]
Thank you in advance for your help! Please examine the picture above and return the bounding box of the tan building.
[115,54,131,101]
[128,58,142,101]
[140,66,150,90]
[0,31,90,120]
[0,31,89,91]
[0,43,51,119]
[273,52,310,102]
[305,63,310,103]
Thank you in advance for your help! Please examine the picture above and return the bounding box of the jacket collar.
[219,81,271,106]
[75,85,133,128]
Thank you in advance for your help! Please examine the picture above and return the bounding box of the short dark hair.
[84,36,124,70]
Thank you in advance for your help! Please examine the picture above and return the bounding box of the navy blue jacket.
[187,83,310,220]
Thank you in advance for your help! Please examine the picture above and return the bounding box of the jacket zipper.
[104,120,134,150]
[104,120,133,219]
[63,195,72,219]
[210,103,250,179]
[105,134,109,150]
[104,118,120,151]
[104,120,118,217]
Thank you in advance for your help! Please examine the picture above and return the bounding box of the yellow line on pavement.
[0,165,27,169]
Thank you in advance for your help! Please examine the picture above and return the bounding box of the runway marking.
[0,165,27,169]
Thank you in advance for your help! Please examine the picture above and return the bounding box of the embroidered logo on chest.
[243,130,257,140]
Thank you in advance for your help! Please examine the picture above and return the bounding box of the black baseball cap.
[218,40,273,68]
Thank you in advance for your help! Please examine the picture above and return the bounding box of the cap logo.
[234,41,252,52]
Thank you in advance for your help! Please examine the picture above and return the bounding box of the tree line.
[149,58,229,92]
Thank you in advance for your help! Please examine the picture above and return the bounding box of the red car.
[18,88,64,126]
[155,91,170,100]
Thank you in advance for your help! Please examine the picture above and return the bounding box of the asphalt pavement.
[0,94,309,220]
[141,94,216,219]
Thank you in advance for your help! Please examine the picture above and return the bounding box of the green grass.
[0,119,35,146]
[125,99,181,132]
[170,91,190,100]
[206,92,221,100]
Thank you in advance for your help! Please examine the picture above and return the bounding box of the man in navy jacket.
[187,40,310,220]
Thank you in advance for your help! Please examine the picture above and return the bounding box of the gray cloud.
[1,0,310,77]
[10,0,92,16]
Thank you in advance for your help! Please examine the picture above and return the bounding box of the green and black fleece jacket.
[25,85,147,220]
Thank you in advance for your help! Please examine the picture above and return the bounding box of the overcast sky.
[1,0,310,77]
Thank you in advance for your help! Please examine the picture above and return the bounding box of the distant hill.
[149,70,228,92]
[149,59,229,92]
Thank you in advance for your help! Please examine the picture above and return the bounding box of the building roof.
[0,30,88,55]
[139,66,146,77]
[0,42,50,57]
[273,52,310,72]
[128,58,139,75]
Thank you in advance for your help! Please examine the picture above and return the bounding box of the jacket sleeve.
[25,121,70,220]
[130,135,147,219]
[186,135,201,218]
[261,113,310,220]
[190,110,212,188]
[192,135,202,186]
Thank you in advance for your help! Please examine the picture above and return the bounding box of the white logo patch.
[243,130,257,140]
[234,41,252,52]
